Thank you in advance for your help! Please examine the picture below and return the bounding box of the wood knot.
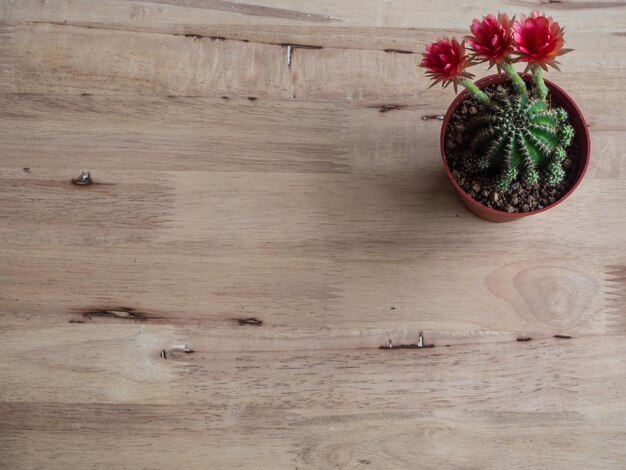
[237,317,263,326]
[486,262,601,329]
[81,307,149,322]
[379,105,403,113]
[71,171,93,186]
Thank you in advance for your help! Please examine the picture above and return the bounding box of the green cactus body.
[466,91,574,190]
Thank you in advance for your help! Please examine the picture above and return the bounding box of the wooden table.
[1,1,625,468]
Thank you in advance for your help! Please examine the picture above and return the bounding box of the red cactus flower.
[513,11,571,70]
[465,13,514,70]
[421,37,474,90]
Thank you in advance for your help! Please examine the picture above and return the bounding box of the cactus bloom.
[421,38,474,90]
[465,13,515,69]
[513,11,570,70]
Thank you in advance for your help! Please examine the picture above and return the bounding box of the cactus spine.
[464,72,574,190]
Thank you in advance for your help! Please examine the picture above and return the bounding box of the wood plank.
[1,166,624,332]
[0,94,624,177]
[3,0,625,30]
[0,95,353,173]
[1,404,625,469]
[0,21,624,98]
[1,242,622,333]
[2,328,626,468]
[1,326,625,409]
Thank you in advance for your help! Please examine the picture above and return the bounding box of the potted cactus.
[421,12,590,222]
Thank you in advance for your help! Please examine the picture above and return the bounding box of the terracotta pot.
[440,74,590,222]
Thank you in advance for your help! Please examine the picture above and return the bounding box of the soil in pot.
[444,83,580,214]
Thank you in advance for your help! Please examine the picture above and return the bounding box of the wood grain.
[1,1,626,468]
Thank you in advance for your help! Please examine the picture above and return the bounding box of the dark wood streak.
[379,343,435,349]
[27,21,429,56]
[380,334,435,349]
[525,0,626,9]
[181,34,226,40]
[237,317,263,326]
[81,307,151,322]
[384,48,414,54]
[379,105,404,113]
[282,43,323,50]
[145,0,341,23]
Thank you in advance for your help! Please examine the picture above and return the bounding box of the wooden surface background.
[1,1,626,468]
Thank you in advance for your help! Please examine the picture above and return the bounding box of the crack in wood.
[554,334,573,339]
[182,34,226,41]
[380,332,434,349]
[384,48,414,54]
[27,21,421,57]
[379,105,404,113]
[81,307,150,322]
[380,343,435,350]
[517,336,532,342]
[237,317,263,326]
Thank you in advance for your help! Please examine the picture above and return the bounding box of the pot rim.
[440,73,590,220]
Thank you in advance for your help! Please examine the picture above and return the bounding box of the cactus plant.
[421,11,574,191]
[465,88,575,190]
